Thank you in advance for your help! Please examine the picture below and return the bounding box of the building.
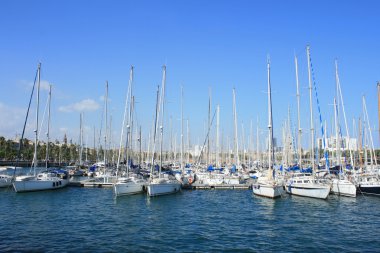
[317,137,357,152]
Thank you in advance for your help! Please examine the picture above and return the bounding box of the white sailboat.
[113,66,145,196]
[253,57,284,198]
[13,67,69,193]
[285,47,330,199]
[330,60,356,197]
[147,66,181,197]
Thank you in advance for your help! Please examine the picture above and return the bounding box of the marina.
[2,0,380,252]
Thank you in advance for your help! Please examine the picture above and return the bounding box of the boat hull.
[114,182,144,196]
[252,184,284,198]
[286,184,330,199]
[147,182,181,197]
[13,179,68,193]
[0,175,13,188]
[358,184,380,196]
[331,179,356,197]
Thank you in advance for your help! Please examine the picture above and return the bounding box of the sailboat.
[147,66,181,197]
[113,66,146,196]
[330,62,356,197]
[285,47,330,199]
[252,58,285,198]
[356,95,380,196]
[13,65,69,193]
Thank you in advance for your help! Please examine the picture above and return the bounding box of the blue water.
[1,186,379,252]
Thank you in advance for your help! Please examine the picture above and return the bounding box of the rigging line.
[13,67,39,178]
[309,57,329,171]
[196,108,217,166]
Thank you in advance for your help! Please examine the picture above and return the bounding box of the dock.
[184,183,251,190]
[68,181,114,188]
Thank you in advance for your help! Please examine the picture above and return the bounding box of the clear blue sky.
[1,0,379,150]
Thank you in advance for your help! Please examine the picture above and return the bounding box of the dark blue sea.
[1,185,380,252]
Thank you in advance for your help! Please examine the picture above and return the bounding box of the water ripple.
[1,188,380,252]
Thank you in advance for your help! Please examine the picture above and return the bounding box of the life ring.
[188,177,193,184]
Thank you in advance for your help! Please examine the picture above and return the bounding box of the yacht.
[286,173,331,199]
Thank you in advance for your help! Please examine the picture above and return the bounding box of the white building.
[317,137,357,152]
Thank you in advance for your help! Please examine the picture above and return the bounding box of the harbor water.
[1,186,380,252]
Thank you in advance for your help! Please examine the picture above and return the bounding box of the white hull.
[253,183,284,198]
[0,175,13,188]
[114,181,145,196]
[286,183,330,199]
[331,179,356,197]
[13,178,68,192]
[147,180,181,197]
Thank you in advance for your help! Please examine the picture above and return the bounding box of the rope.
[309,55,330,172]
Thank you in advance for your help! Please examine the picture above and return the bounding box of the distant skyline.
[1,0,379,151]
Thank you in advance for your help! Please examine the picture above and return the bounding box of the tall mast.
[336,60,353,166]
[358,117,363,168]
[378,82,380,152]
[116,66,133,173]
[306,46,315,174]
[216,104,220,167]
[104,81,108,166]
[79,112,83,166]
[45,84,51,169]
[363,95,377,166]
[267,58,274,175]
[159,65,167,176]
[208,87,211,165]
[181,85,184,172]
[34,63,41,175]
[334,98,339,169]
[187,119,190,164]
[139,126,142,168]
[295,55,302,168]
[150,86,160,178]
[233,88,239,168]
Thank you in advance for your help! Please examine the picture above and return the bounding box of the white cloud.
[22,79,51,91]
[59,99,100,113]
[0,102,30,139]
[39,80,51,91]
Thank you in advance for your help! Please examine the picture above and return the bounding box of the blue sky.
[1,0,379,150]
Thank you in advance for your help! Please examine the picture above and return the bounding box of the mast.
[295,55,302,168]
[208,88,211,165]
[256,116,260,162]
[241,123,246,166]
[334,98,340,170]
[181,85,184,172]
[216,104,220,168]
[45,84,51,169]
[104,81,108,167]
[79,112,83,166]
[363,95,377,166]
[116,66,133,173]
[358,117,363,168]
[336,60,353,167]
[150,86,160,179]
[159,65,167,176]
[139,126,142,168]
[34,63,41,175]
[378,82,380,149]
[233,88,239,168]
[187,119,190,165]
[267,57,274,177]
[306,46,315,174]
